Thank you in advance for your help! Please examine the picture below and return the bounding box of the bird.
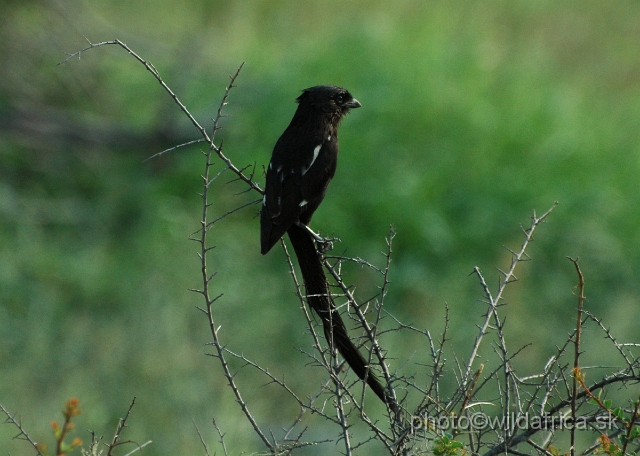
[260,85,361,254]
[260,85,397,412]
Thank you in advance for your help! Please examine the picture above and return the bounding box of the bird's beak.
[344,98,362,109]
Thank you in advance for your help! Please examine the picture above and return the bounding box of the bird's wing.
[260,127,326,253]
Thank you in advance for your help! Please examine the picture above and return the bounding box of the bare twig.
[468,203,557,386]
[567,256,585,456]
[107,397,152,456]
[121,440,153,456]
[0,403,42,454]
[583,310,637,372]
[144,138,208,162]
[211,418,228,456]
[621,395,640,456]
[61,39,261,194]
[192,69,275,451]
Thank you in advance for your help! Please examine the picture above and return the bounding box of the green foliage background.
[1,1,639,454]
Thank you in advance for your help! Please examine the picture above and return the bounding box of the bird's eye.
[336,93,345,104]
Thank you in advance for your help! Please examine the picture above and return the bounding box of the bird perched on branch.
[260,85,396,411]
[260,85,361,254]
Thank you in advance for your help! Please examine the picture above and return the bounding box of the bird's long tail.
[287,223,396,411]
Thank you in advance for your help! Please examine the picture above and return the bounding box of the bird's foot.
[297,222,340,253]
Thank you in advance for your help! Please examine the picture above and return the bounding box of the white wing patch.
[299,199,308,207]
[302,145,322,176]
[311,144,322,168]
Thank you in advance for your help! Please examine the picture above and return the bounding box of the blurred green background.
[1,0,639,454]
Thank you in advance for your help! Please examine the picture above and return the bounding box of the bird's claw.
[297,222,340,253]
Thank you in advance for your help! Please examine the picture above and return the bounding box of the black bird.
[260,85,361,254]
[260,86,396,411]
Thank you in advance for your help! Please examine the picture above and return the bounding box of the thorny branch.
[468,202,557,388]
[59,38,262,195]
[568,256,585,456]
[106,397,152,456]
[39,39,640,456]
[0,403,42,454]
[189,67,276,452]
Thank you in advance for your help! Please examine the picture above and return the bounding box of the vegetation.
[1,1,639,454]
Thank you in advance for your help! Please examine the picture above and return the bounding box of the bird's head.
[296,85,361,116]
